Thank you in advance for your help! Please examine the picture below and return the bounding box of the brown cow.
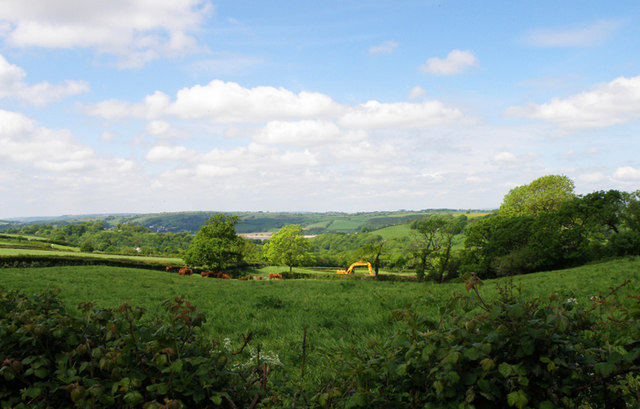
[221,274,231,279]
[178,268,193,276]
[268,273,282,280]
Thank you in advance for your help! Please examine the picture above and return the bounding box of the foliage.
[183,214,246,272]
[357,236,385,276]
[498,175,575,217]
[410,215,463,281]
[318,276,640,408]
[263,225,311,272]
[0,288,272,408]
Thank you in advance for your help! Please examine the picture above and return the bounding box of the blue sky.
[1,0,639,218]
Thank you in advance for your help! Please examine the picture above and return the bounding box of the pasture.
[1,257,638,380]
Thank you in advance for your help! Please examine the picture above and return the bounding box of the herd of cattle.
[165,266,282,280]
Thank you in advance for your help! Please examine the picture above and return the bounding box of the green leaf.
[594,362,616,377]
[210,394,223,405]
[498,362,513,378]
[480,358,495,371]
[345,391,367,408]
[507,389,528,409]
[540,400,556,409]
[34,367,48,378]
[22,387,42,399]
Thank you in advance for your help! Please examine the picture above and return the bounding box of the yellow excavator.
[337,261,373,275]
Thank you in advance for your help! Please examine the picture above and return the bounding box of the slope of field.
[2,257,637,378]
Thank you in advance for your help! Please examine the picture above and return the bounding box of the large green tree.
[498,174,575,217]
[183,214,246,271]
[263,225,310,272]
[411,215,462,281]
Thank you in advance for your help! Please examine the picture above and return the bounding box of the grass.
[1,257,638,380]
[0,247,183,265]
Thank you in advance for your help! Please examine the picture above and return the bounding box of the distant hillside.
[0,210,490,235]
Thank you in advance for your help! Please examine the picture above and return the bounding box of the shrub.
[315,276,640,408]
[0,288,272,408]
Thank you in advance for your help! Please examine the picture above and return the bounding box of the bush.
[315,276,640,408]
[0,288,273,408]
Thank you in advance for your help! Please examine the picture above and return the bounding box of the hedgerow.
[311,276,640,409]
[0,288,270,408]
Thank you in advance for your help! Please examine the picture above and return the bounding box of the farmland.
[2,257,638,381]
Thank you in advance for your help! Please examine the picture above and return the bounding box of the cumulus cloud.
[0,0,212,68]
[420,49,476,75]
[145,145,193,162]
[339,100,465,129]
[613,166,640,181]
[145,120,187,138]
[253,120,366,146]
[523,20,621,48]
[369,40,398,55]
[0,54,88,105]
[0,109,94,171]
[505,75,640,128]
[83,80,343,122]
[408,86,427,99]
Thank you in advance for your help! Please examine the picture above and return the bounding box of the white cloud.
[0,109,93,171]
[169,80,342,122]
[505,75,640,128]
[0,0,212,68]
[369,40,398,55]
[420,49,477,75]
[577,172,606,183]
[491,151,518,163]
[408,86,427,99]
[613,166,640,181]
[145,145,193,162]
[145,120,187,138]
[339,100,466,129]
[253,120,366,146]
[0,54,88,105]
[523,20,621,48]
[83,80,343,122]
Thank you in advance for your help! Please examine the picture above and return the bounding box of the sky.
[1,0,640,218]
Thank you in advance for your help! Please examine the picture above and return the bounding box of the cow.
[178,268,193,276]
[268,273,282,280]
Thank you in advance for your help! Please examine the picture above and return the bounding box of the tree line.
[183,175,640,281]
[7,174,640,279]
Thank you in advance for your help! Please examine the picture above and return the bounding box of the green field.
[0,247,183,266]
[2,257,638,380]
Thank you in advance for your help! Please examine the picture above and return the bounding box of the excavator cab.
[337,261,373,275]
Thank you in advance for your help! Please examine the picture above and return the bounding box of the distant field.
[2,257,637,379]
[0,247,183,266]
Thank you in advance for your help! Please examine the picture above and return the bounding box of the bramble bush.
[312,275,640,409]
[0,288,272,409]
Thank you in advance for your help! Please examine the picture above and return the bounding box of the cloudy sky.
[1,0,639,218]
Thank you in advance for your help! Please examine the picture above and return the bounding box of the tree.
[263,225,310,272]
[358,236,386,276]
[498,174,575,217]
[183,214,246,271]
[411,215,462,281]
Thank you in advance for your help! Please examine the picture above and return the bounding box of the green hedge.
[0,255,168,271]
[0,288,270,408]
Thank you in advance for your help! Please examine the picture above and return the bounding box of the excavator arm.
[337,261,373,275]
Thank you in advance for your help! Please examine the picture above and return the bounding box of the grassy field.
[0,246,183,266]
[2,257,638,380]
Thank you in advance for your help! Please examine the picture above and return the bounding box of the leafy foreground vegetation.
[1,259,639,408]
